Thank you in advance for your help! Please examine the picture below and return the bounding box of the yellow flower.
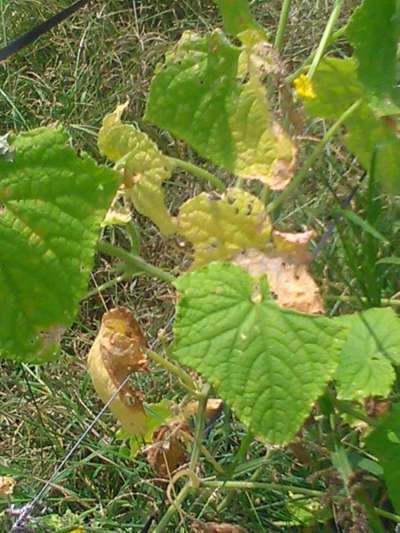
[68,529,85,533]
[294,74,316,100]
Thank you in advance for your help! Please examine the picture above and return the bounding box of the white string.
[10,374,131,531]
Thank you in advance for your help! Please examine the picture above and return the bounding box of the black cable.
[0,0,91,62]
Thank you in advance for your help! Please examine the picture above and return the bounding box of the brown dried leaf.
[87,307,149,437]
[0,476,16,497]
[191,521,249,533]
[233,230,324,314]
[183,399,224,422]
[146,421,190,478]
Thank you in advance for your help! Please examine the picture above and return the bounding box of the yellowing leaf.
[98,104,175,235]
[177,188,271,268]
[145,31,297,190]
[233,230,324,314]
[230,76,297,189]
[0,476,16,497]
[87,307,149,437]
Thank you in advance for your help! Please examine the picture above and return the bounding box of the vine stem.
[286,25,346,84]
[201,480,322,498]
[327,294,400,308]
[308,0,344,80]
[169,157,226,192]
[147,350,199,395]
[96,241,175,284]
[274,0,292,53]
[153,384,211,532]
[152,482,192,533]
[190,383,211,470]
[268,99,362,213]
[83,272,130,300]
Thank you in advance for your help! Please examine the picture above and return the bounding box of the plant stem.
[153,482,192,533]
[169,157,226,192]
[374,507,400,523]
[286,25,346,84]
[327,293,400,308]
[153,384,211,532]
[333,398,378,428]
[147,350,198,395]
[274,0,292,52]
[308,0,344,80]
[190,383,211,470]
[97,241,175,284]
[201,479,322,497]
[83,272,131,300]
[268,99,362,213]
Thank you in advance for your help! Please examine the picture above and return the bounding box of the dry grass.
[1,1,393,532]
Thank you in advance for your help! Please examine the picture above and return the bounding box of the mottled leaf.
[177,188,271,268]
[366,403,400,512]
[145,31,296,190]
[172,263,346,444]
[98,104,175,235]
[335,308,400,401]
[0,127,118,362]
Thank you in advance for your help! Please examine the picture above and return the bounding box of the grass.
[1,1,400,532]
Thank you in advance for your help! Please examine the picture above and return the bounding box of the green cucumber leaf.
[347,0,400,107]
[335,308,400,401]
[304,58,363,119]
[0,127,118,362]
[98,103,175,235]
[145,31,296,191]
[214,0,267,41]
[304,58,400,192]
[177,188,271,268]
[172,262,346,444]
[366,403,400,513]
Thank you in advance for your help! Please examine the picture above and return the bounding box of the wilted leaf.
[177,188,271,268]
[98,104,175,235]
[173,262,346,444]
[335,308,400,401]
[366,403,400,512]
[87,307,149,437]
[192,521,249,533]
[0,127,118,363]
[146,420,190,478]
[145,31,296,190]
[234,230,324,314]
[0,476,16,497]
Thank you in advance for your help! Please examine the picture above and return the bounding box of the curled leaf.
[146,420,190,478]
[233,230,324,314]
[98,103,175,235]
[87,307,149,437]
[177,188,271,268]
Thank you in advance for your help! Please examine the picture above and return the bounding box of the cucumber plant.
[3,0,400,531]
